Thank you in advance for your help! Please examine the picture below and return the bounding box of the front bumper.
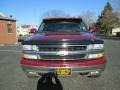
[20,58,107,77]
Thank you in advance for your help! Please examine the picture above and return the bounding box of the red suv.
[20,18,107,78]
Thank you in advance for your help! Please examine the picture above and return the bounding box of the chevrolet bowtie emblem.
[56,50,69,56]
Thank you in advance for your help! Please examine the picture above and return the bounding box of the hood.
[24,32,97,41]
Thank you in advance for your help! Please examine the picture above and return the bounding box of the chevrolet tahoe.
[20,18,107,78]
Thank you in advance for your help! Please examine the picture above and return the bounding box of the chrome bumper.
[21,64,106,77]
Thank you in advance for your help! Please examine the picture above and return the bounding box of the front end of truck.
[20,18,107,78]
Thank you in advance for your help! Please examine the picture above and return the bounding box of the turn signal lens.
[21,54,41,59]
[87,52,104,59]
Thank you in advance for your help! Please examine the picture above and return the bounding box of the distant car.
[20,18,107,78]
[89,26,96,34]
[29,28,37,36]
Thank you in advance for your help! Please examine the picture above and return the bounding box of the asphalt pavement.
[0,39,120,90]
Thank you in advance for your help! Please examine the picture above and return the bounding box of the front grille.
[37,44,87,60]
[38,46,87,51]
[40,54,86,60]
[23,40,103,60]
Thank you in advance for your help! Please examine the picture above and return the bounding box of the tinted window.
[38,21,88,32]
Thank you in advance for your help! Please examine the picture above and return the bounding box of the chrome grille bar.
[39,54,86,60]
[23,49,104,55]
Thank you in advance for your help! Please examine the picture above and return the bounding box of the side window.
[7,24,13,33]
[38,23,45,32]
[79,22,88,32]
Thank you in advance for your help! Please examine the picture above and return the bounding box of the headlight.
[87,52,104,59]
[87,44,104,50]
[22,45,39,51]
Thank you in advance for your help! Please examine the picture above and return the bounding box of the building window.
[7,24,13,33]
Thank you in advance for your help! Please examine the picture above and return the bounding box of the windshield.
[38,22,88,32]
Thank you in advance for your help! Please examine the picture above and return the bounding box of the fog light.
[28,72,37,75]
[27,71,39,77]
[90,71,99,75]
[88,52,104,59]
[21,54,41,59]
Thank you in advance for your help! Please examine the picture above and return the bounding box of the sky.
[0,0,111,26]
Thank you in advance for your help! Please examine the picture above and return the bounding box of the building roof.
[0,16,16,21]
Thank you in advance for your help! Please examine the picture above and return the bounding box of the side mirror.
[29,28,37,34]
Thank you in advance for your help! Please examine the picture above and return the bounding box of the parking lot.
[0,39,120,90]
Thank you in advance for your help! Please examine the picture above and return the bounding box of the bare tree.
[79,10,97,27]
[43,9,70,18]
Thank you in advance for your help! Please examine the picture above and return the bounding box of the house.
[17,25,37,36]
[112,27,120,36]
[0,16,17,45]
[17,25,30,36]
